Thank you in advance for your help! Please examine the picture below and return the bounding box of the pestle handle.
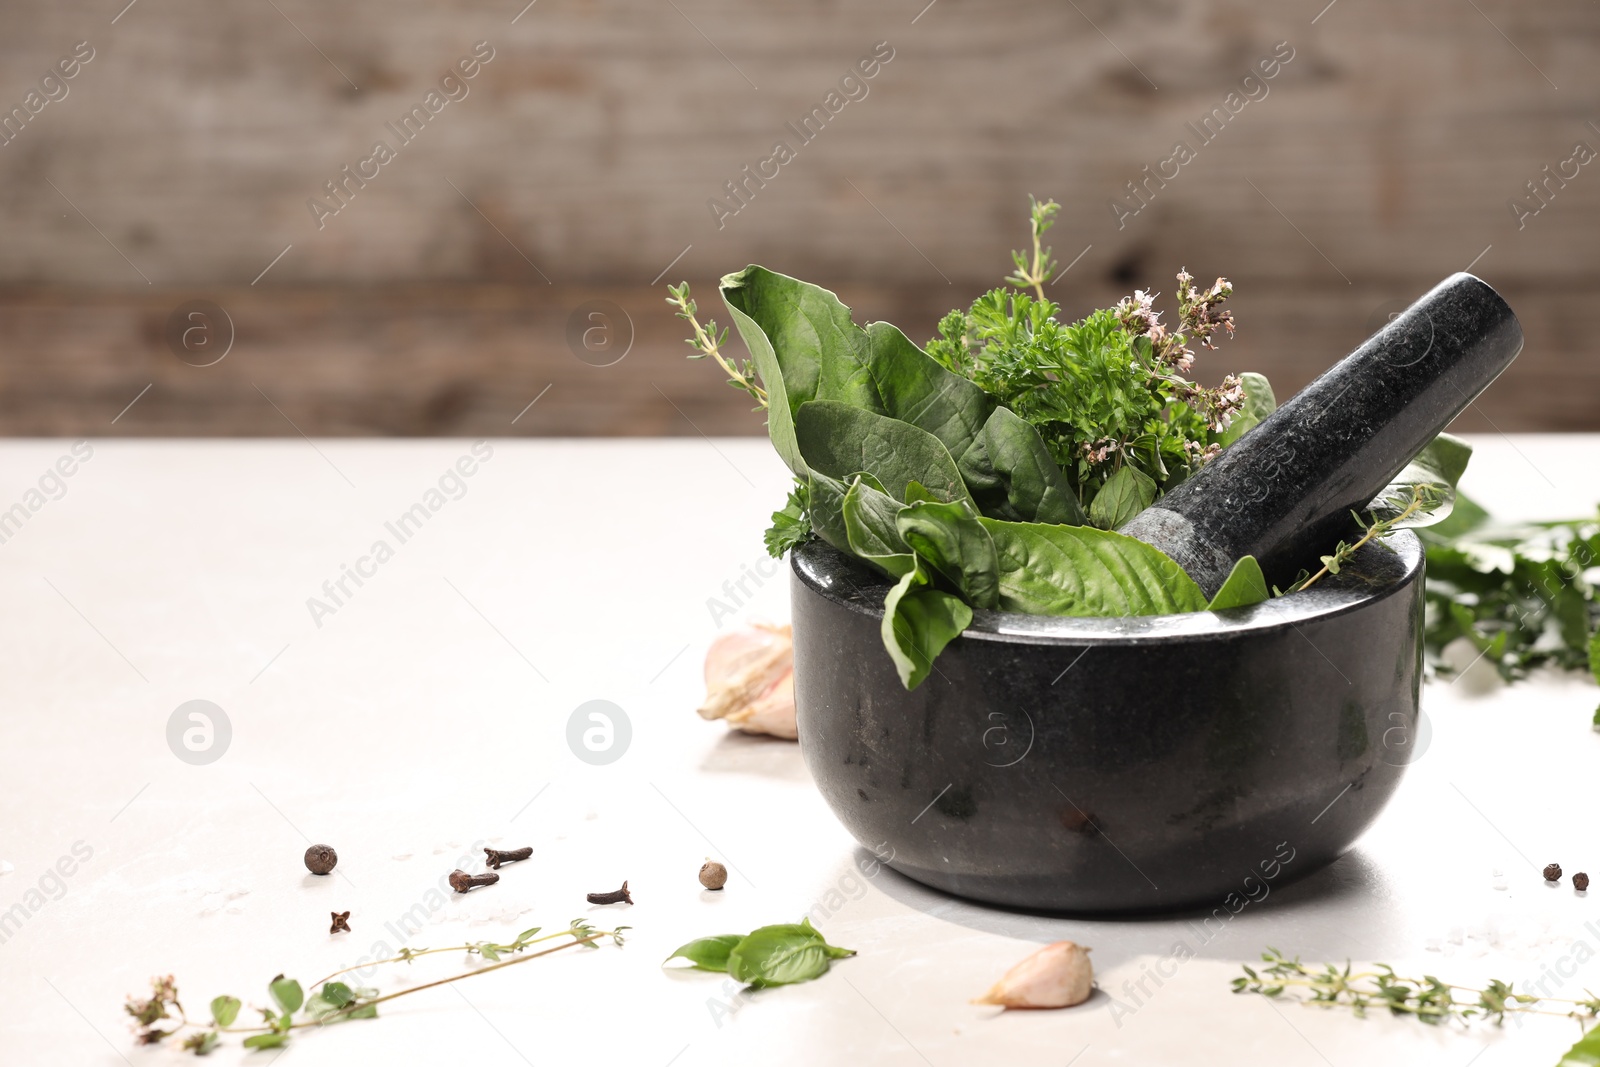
[1119,272,1523,597]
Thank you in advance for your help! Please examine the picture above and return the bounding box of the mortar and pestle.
[789,273,1523,913]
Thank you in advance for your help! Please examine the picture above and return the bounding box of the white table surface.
[3,434,1600,1067]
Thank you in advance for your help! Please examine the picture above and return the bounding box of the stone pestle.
[1118,272,1523,598]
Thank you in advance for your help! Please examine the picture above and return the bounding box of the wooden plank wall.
[0,0,1594,435]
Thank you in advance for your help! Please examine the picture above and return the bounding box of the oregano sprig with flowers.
[124,920,627,1055]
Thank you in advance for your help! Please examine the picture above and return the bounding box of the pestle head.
[1118,272,1522,597]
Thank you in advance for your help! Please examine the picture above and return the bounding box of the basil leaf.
[842,477,916,578]
[882,562,972,690]
[1087,465,1157,530]
[722,291,806,476]
[1557,1025,1600,1066]
[1369,432,1473,530]
[958,406,1086,525]
[1207,556,1270,611]
[979,519,1209,616]
[727,925,832,988]
[795,400,973,506]
[896,499,1000,610]
[800,917,857,959]
[209,995,241,1029]
[1589,628,1600,687]
[243,1032,288,1049]
[267,976,303,1016]
[1219,371,1276,446]
[664,934,745,973]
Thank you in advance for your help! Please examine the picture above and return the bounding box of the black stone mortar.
[791,534,1420,913]
[787,273,1521,913]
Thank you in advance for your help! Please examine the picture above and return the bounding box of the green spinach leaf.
[795,400,973,506]
[958,405,1086,525]
[842,476,916,578]
[720,266,994,461]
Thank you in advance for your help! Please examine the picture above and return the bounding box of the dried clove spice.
[1545,863,1564,882]
[587,881,632,905]
[330,911,351,934]
[449,869,499,894]
[699,861,728,890]
[484,847,533,870]
[304,844,338,876]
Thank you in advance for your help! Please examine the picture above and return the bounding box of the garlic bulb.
[697,623,796,739]
[972,941,1094,1009]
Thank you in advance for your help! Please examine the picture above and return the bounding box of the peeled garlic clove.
[972,941,1093,1009]
[697,623,797,739]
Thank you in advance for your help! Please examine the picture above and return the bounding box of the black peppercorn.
[305,844,338,876]
[1575,872,1590,892]
[1544,863,1563,882]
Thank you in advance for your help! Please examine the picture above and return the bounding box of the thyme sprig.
[1285,484,1438,593]
[667,282,767,408]
[125,920,628,1055]
[1233,947,1600,1027]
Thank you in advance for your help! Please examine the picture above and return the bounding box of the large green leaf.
[664,934,745,973]
[1369,432,1473,530]
[841,476,916,578]
[979,518,1209,617]
[720,266,993,460]
[1219,371,1277,446]
[1087,465,1157,529]
[722,296,806,476]
[896,499,1000,610]
[958,406,1086,525]
[795,400,973,506]
[726,923,854,988]
[1206,556,1270,611]
[882,562,972,690]
[805,470,854,554]
[1557,1026,1600,1066]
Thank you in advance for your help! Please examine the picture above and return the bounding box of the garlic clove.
[972,941,1094,1009]
[698,623,797,739]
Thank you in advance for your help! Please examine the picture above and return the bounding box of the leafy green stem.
[1292,487,1432,593]
[1005,196,1060,301]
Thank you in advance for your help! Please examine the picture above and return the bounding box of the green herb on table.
[124,921,627,1055]
[1420,498,1600,686]
[1234,948,1600,1066]
[665,918,854,989]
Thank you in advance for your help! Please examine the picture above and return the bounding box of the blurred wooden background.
[0,0,1594,435]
